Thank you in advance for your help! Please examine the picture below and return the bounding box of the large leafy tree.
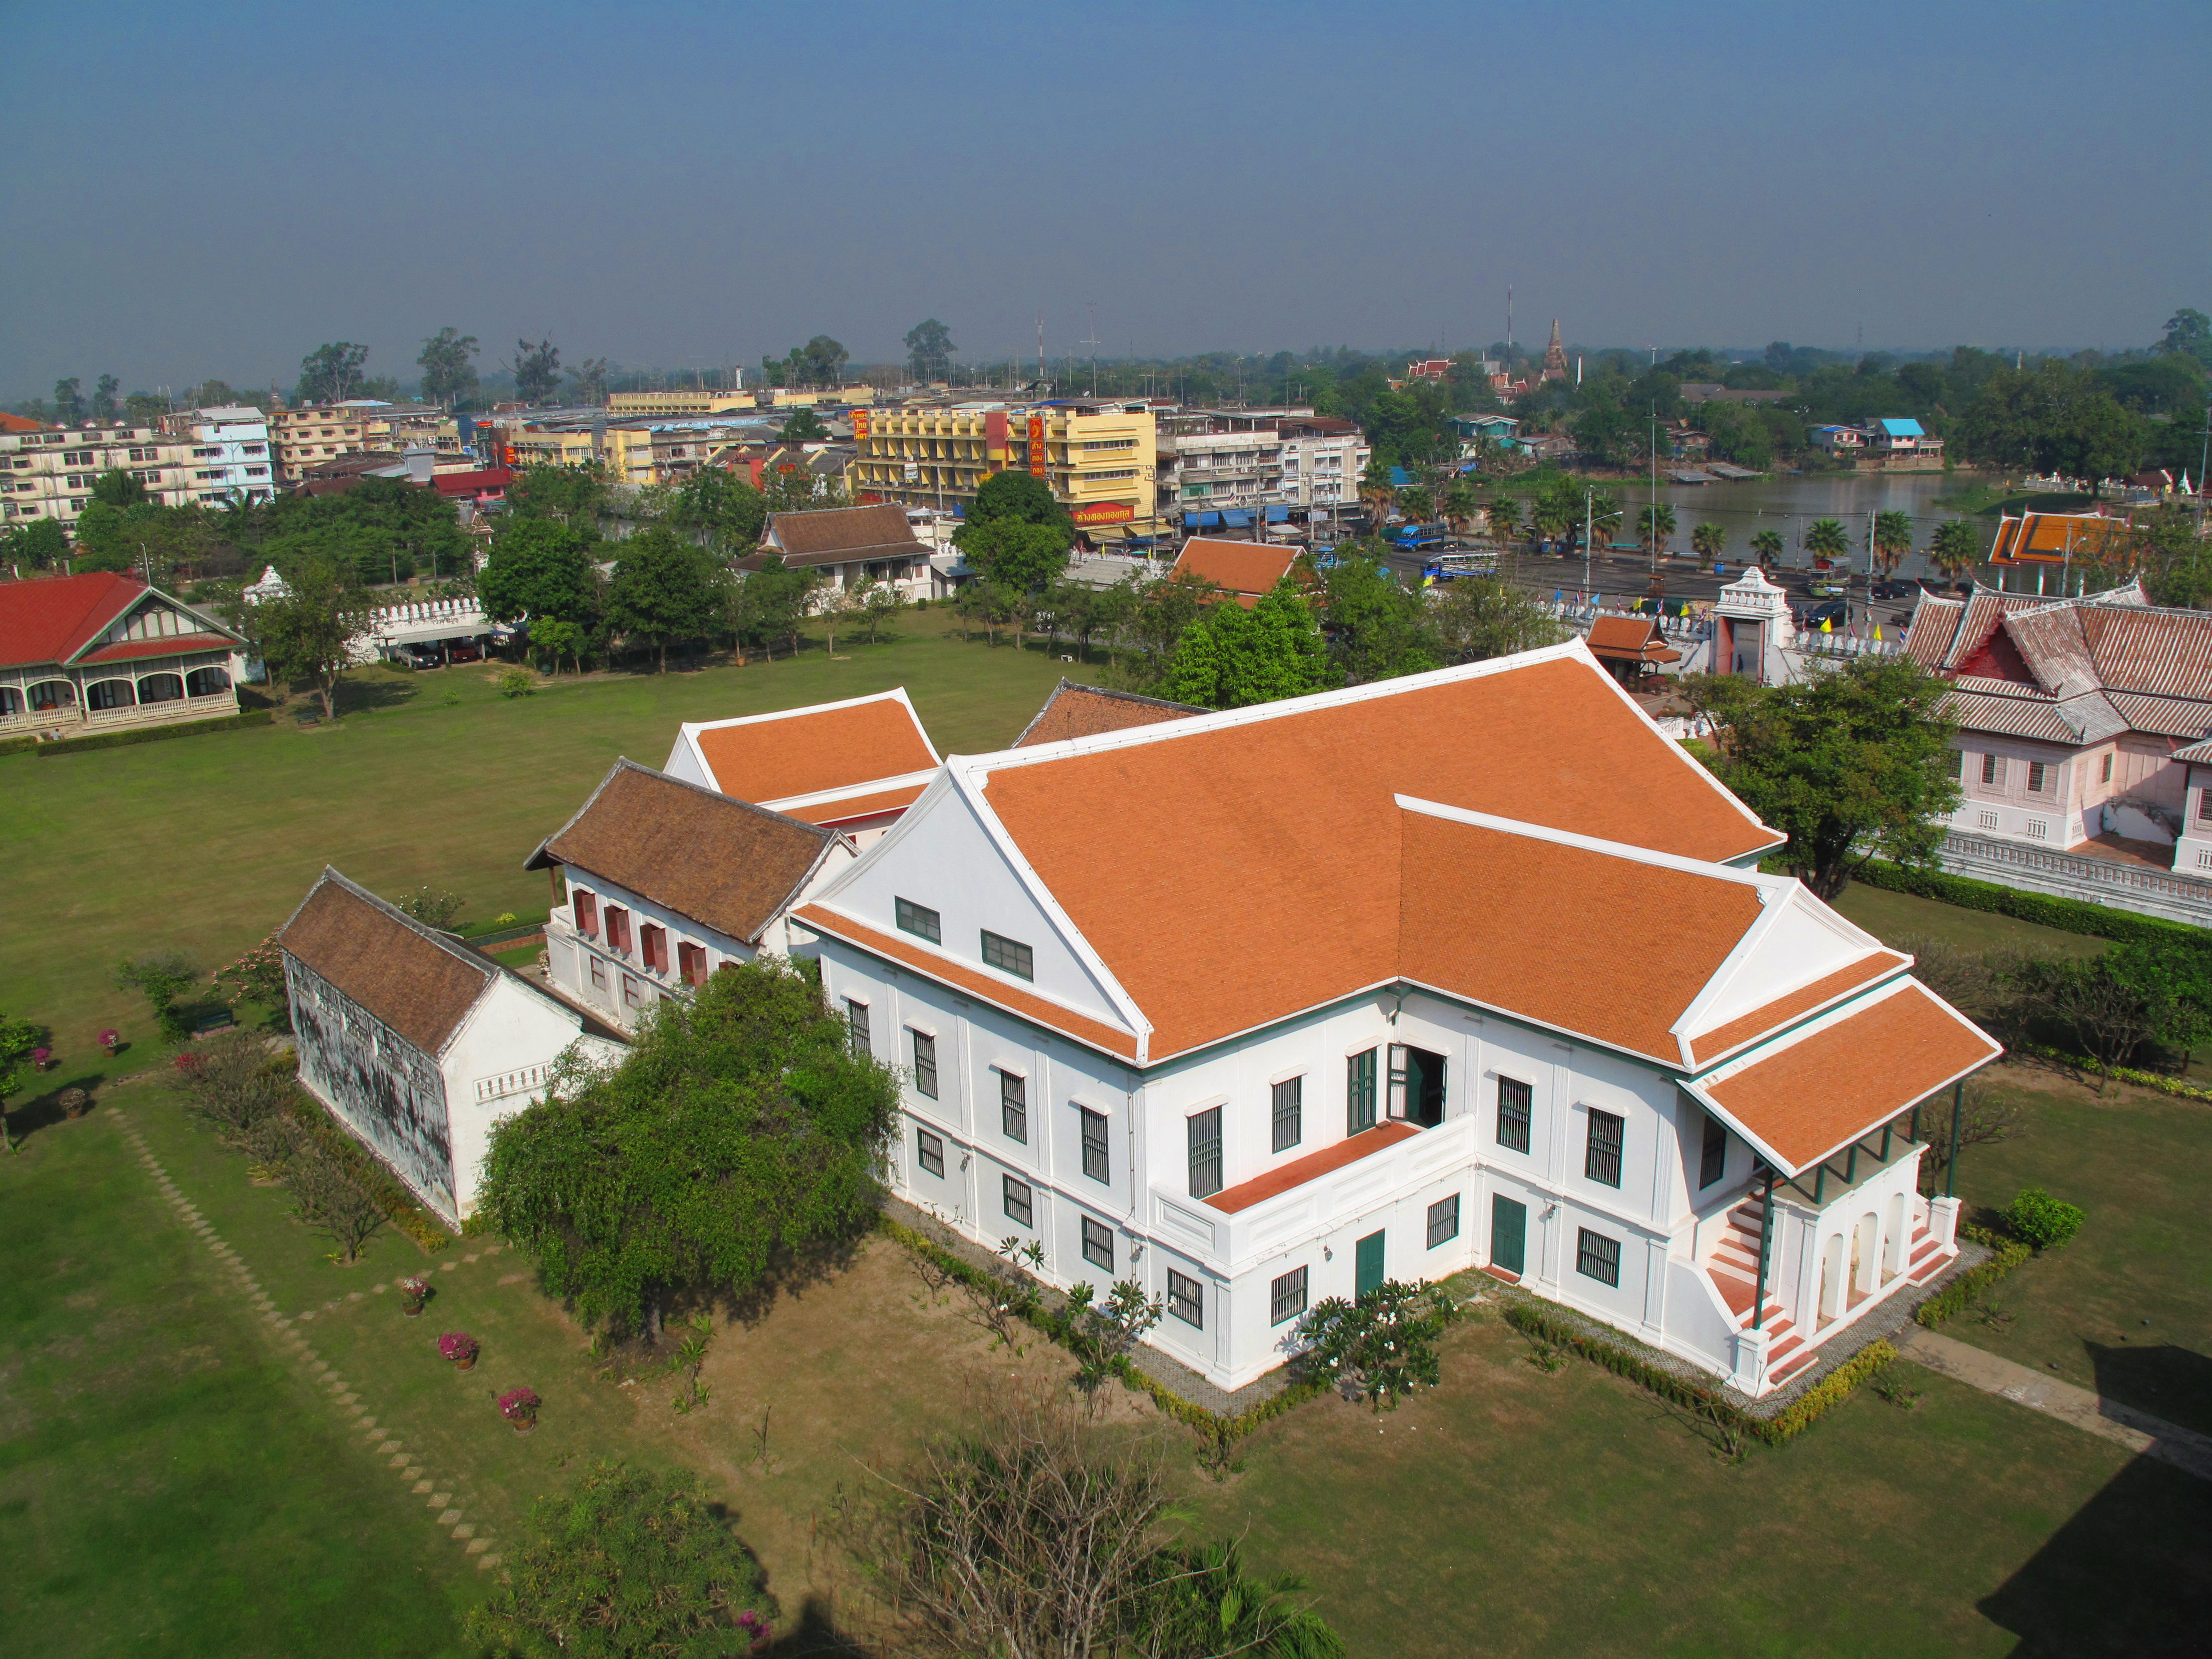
[665,466,766,551]
[250,557,363,720]
[904,318,955,382]
[1161,579,1333,709]
[2157,307,2212,369]
[954,469,1073,593]
[1690,655,1962,900]
[1,518,68,571]
[464,1461,771,1658]
[507,462,609,524]
[92,374,120,420]
[1955,361,2144,488]
[777,407,829,444]
[416,327,479,408]
[475,958,902,1340]
[1428,576,1566,663]
[479,517,601,629]
[513,339,563,405]
[297,342,370,404]
[1323,552,1438,685]
[605,526,727,673]
[53,378,84,424]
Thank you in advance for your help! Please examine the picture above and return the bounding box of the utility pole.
[1037,315,1045,393]
[1585,489,1593,604]
[1081,303,1100,399]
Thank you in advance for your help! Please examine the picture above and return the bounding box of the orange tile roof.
[791,904,1141,1061]
[777,782,930,825]
[1011,680,1203,748]
[1206,1123,1422,1214]
[1171,537,1299,606]
[1686,953,1909,1068]
[692,693,938,803]
[1704,983,2000,1171]
[976,655,1778,1060]
[1585,615,1682,664]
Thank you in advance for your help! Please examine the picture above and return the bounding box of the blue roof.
[1388,465,1414,488]
[1876,418,1925,437]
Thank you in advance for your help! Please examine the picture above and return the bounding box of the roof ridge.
[316,867,496,979]
[1392,795,1779,887]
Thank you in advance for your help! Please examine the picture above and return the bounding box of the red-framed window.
[604,906,632,954]
[573,890,598,938]
[641,923,668,974]
[677,941,708,985]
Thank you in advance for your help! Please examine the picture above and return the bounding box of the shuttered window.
[1576,1227,1621,1286]
[1002,1175,1033,1229]
[911,1030,938,1099]
[1271,1076,1302,1152]
[1426,1194,1461,1249]
[1346,1049,1377,1135]
[1585,1109,1624,1188]
[845,998,870,1056]
[1188,1107,1223,1199]
[1269,1266,1308,1326]
[916,1127,944,1178]
[999,1070,1027,1143]
[1167,1269,1204,1328]
[1981,753,2004,787]
[2027,761,2049,794]
[1080,1217,1114,1271]
[1496,1077,1533,1153]
[641,924,668,973]
[1079,1107,1110,1183]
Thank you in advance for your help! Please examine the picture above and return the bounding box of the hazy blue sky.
[4,0,2207,399]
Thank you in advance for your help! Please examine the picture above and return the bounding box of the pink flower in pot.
[99,1029,120,1055]
[497,1386,540,1433]
[439,1332,479,1370]
[32,1047,51,1072]
[397,1274,432,1316]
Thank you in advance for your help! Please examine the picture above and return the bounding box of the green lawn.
[1831,882,2109,960]
[0,613,1098,1056]
[0,1101,478,1658]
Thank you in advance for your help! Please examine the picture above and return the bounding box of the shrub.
[282,1142,387,1263]
[115,950,199,1043]
[1295,1280,1464,1410]
[497,669,535,699]
[2004,1186,2085,1250]
[172,1029,293,1145]
[1915,1232,2033,1325]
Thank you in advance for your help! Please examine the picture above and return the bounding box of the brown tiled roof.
[974,656,1780,1061]
[1585,616,1682,664]
[524,760,836,945]
[1010,680,1204,748]
[1206,1123,1422,1214]
[278,870,494,1054]
[1171,537,1298,605]
[1686,953,1909,1068]
[2080,604,2212,700]
[791,904,1141,1060]
[1704,983,2001,1171]
[689,692,939,803]
[760,504,920,568]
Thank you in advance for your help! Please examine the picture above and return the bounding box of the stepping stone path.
[112,1112,505,1571]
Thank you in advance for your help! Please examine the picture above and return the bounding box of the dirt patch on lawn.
[1988,1054,2204,1111]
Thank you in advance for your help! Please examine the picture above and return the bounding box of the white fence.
[345,597,496,664]
[1937,831,2212,928]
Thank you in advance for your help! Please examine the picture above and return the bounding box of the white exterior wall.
[437,975,614,1219]
[1946,734,2083,848]
[181,409,275,503]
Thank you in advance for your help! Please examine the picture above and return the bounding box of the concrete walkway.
[1898,1327,2212,1481]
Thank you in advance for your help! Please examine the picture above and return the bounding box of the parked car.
[1800,599,1851,631]
[1870,579,1917,600]
[401,642,446,669]
[446,640,485,664]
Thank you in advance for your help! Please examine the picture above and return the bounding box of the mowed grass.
[1830,881,2109,960]
[0,1101,478,1658]
[1187,1311,2212,1659]
[0,612,1096,1055]
[1947,1064,2212,1436]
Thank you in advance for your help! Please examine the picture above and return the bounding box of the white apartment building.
[1163,411,1367,519]
[0,422,203,526]
[161,405,276,503]
[793,646,1998,1399]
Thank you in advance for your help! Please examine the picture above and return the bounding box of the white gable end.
[809,776,1134,1034]
[1679,885,1887,1046]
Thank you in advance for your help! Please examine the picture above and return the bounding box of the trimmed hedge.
[1914,1227,2031,1327]
[29,709,273,757]
[1500,1299,1896,1447]
[1849,855,2209,950]
[880,1215,1330,1440]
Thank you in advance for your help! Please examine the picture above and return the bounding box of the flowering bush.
[173,1051,201,1073]
[439,1332,479,1363]
[736,1611,771,1640]
[214,937,291,1032]
[397,1274,433,1311]
[32,1046,51,1070]
[498,1386,540,1423]
[99,1029,120,1051]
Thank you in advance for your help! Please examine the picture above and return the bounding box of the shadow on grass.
[763,1593,879,1657]
[5,1067,115,1145]
[2089,1340,2212,1438]
[1977,1451,2212,1655]
[338,676,421,714]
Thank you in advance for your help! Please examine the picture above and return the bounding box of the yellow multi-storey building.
[847,402,1160,537]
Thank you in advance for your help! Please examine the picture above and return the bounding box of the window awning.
[1264,505,1290,522]
[1185,510,1222,527]
[1222,509,1254,527]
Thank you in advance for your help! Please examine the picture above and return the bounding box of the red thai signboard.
[1027,414,1047,479]
[1070,501,1135,526]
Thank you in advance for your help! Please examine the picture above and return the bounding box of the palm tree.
[1529,495,1573,550]
[1358,457,1396,529]
[1805,517,1849,565]
[1441,479,1477,536]
[1872,509,1913,577]
[1750,527,1784,569]
[1486,495,1522,546]
[1691,521,1728,572]
[1588,490,1623,549]
[1398,485,1434,525]
[1636,502,1678,560]
[1929,518,1983,590]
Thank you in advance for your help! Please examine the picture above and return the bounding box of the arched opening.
[28,680,75,711]
[87,679,136,711]
[1853,1212,1880,1298]
[0,686,21,718]
[136,672,185,705]
[1883,1193,1906,1280]
[185,665,231,698]
[1817,1233,1844,1325]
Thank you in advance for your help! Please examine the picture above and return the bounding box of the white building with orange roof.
[662,687,942,847]
[790,643,2000,1399]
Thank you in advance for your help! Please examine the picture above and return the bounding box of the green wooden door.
[1354,1229,1387,1299]
[1490,1196,1526,1276]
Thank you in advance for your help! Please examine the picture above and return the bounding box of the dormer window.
[895,897,940,944]
[981,930,1033,981]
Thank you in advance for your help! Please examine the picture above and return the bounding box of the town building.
[158,405,277,502]
[1583,615,1683,684]
[1,571,248,738]
[1904,580,2212,873]
[278,868,622,1229]
[1,421,205,526]
[1162,412,1367,522]
[1983,510,2130,595]
[792,645,1996,1398]
[525,759,858,1034]
[848,402,1162,540]
[1009,680,1203,748]
[1169,537,1302,606]
[607,389,752,417]
[737,504,939,602]
[1807,419,1943,469]
[662,687,943,847]
[1452,413,1523,455]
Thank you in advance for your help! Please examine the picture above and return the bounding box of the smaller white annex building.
[525,758,857,1034]
[663,687,942,846]
[792,644,2001,1398]
[278,869,621,1228]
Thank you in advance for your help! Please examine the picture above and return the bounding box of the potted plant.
[98,1029,121,1056]
[498,1386,540,1434]
[58,1087,91,1120]
[397,1274,432,1317]
[31,1046,52,1073]
[439,1332,479,1371]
